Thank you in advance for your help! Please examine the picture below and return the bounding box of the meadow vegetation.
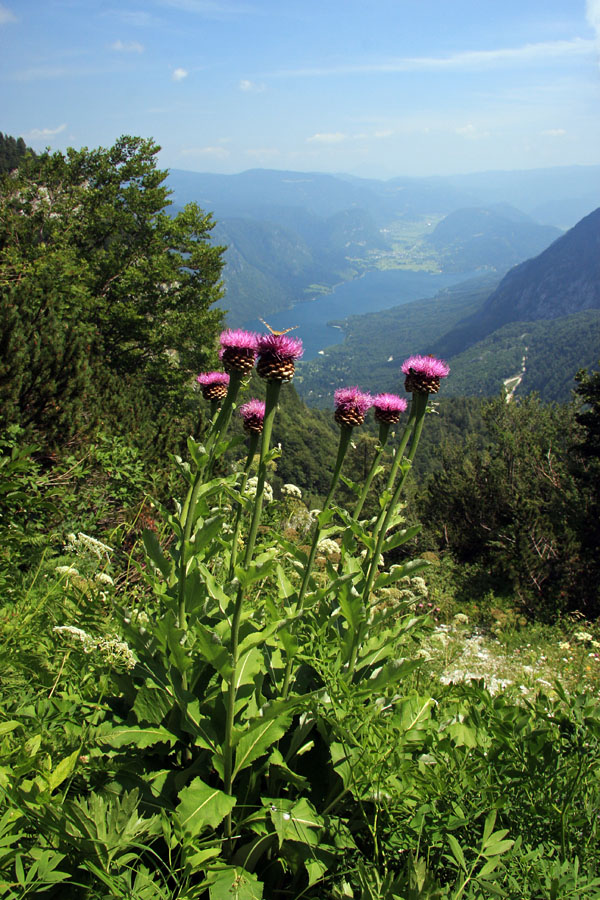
[1,136,600,899]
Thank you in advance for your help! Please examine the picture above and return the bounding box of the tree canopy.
[0,135,226,442]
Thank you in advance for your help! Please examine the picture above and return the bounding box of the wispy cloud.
[542,128,567,136]
[587,0,600,34]
[307,132,347,144]
[24,124,67,139]
[111,39,144,53]
[158,0,254,17]
[180,145,230,158]
[0,3,16,24]
[172,67,188,81]
[239,78,265,92]
[274,38,596,78]
[455,123,491,140]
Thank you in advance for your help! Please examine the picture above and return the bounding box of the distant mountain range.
[424,205,561,273]
[167,164,600,325]
[296,207,600,404]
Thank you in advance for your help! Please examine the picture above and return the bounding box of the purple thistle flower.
[220,329,260,352]
[196,371,230,401]
[373,392,408,424]
[256,333,304,382]
[219,329,259,374]
[257,333,304,360]
[239,398,266,434]
[334,386,373,427]
[402,354,450,394]
[197,371,230,387]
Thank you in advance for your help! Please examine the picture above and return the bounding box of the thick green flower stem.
[352,421,390,520]
[362,392,429,606]
[297,423,354,609]
[366,401,418,559]
[228,431,260,579]
[178,372,244,630]
[281,423,353,700]
[223,379,281,840]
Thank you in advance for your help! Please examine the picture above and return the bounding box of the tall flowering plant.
[103,331,449,897]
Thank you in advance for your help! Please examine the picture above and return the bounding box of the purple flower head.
[196,371,230,387]
[257,333,304,360]
[373,392,408,424]
[256,333,303,382]
[401,355,450,378]
[219,329,259,374]
[219,329,260,352]
[196,370,230,401]
[334,386,373,428]
[239,398,266,434]
[402,354,450,394]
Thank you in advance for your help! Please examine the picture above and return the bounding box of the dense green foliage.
[0,135,225,448]
[418,384,600,619]
[0,131,34,173]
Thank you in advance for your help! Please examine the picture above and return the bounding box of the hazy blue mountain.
[434,206,600,357]
[168,164,600,230]
[212,206,387,322]
[425,206,561,272]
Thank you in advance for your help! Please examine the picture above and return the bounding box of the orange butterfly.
[259,318,299,336]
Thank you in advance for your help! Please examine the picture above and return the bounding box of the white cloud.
[157,0,253,17]
[24,124,67,139]
[239,78,265,92]
[275,38,596,78]
[180,145,230,158]
[374,129,394,139]
[172,67,188,81]
[0,4,16,24]
[587,0,600,34]
[455,123,491,140]
[111,40,144,53]
[542,128,567,136]
[307,132,347,144]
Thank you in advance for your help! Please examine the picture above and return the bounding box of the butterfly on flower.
[259,318,299,336]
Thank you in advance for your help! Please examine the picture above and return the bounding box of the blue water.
[246,269,479,361]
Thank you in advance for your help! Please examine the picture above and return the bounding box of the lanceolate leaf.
[176,777,236,836]
[233,714,292,779]
[98,726,177,750]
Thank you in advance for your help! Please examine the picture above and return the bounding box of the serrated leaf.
[142,529,172,579]
[98,726,177,749]
[176,777,236,836]
[233,714,292,779]
[209,866,263,900]
[265,797,324,847]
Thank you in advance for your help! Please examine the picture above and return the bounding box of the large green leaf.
[265,797,324,847]
[175,777,236,837]
[233,714,292,779]
[374,558,430,590]
[382,524,421,554]
[209,866,263,900]
[142,529,172,580]
[98,726,177,750]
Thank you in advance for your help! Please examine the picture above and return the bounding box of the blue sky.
[2,0,599,178]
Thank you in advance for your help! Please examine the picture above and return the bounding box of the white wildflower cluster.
[53,625,136,671]
[66,532,113,560]
[94,572,114,587]
[574,631,594,643]
[244,477,273,503]
[281,483,302,500]
[55,565,80,578]
[453,613,470,625]
[309,509,321,520]
[317,538,340,557]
